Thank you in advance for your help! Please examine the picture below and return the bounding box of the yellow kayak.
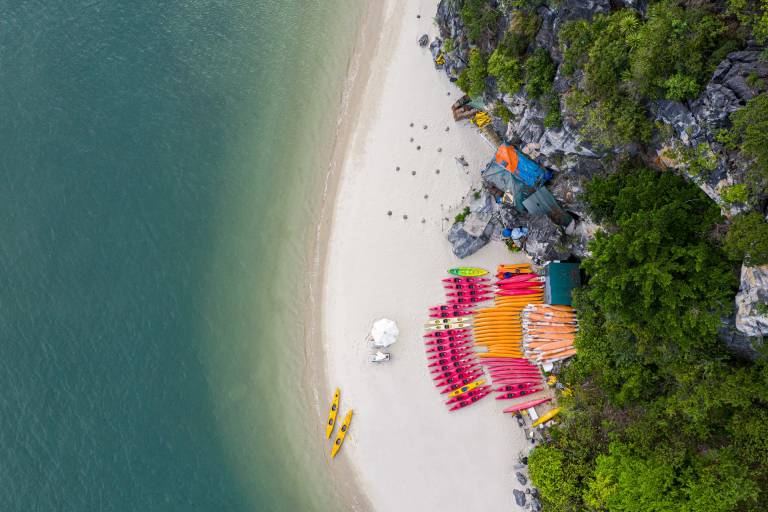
[331,410,353,458]
[448,267,488,277]
[326,388,340,439]
[448,378,486,397]
[531,407,562,427]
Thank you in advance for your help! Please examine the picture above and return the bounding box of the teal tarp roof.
[522,187,574,227]
[545,262,581,306]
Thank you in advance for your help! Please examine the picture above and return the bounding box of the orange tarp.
[495,144,519,173]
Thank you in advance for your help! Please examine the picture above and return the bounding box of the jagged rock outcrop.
[513,489,527,507]
[735,264,768,337]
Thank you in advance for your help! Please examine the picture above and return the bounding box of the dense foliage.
[460,0,501,43]
[457,48,488,97]
[729,93,768,181]
[559,2,740,147]
[724,211,768,266]
[528,169,768,511]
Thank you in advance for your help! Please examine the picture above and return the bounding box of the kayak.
[427,349,474,360]
[425,341,473,353]
[448,267,488,277]
[445,385,491,405]
[502,398,551,413]
[443,283,494,291]
[436,371,485,389]
[430,310,475,319]
[428,353,475,364]
[446,290,490,297]
[531,407,562,427]
[325,388,340,439]
[331,410,353,458]
[424,335,472,345]
[424,329,472,338]
[440,277,489,284]
[425,322,472,331]
[449,391,491,411]
[447,297,494,304]
[497,289,544,296]
[494,383,540,392]
[430,361,479,374]
[497,274,540,285]
[446,378,486,397]
[433,367,481,382]
[496,387,543,400]
[426,316,472,325]
[498,282,545,291]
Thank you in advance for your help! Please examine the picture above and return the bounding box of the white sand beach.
[320,0,535,510]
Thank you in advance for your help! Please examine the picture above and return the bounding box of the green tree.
[460,0,500,43]
[724,211,768,265]
[457,49,488,97]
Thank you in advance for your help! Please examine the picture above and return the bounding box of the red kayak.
[425,340,473,353]
[433,368,481,383]
[447,296,493,304]
[446,289,489,297]
[440,376,484,394]
[443,283,494,291]
[496,289,543,296]
[445,385,491,405]
[429,354,476,366]
[494,383,540,392]
[496,273,540,285]
[493,377,544,385]
[432,364,481,379]
[503,398,551,413]
[423,329,472,339]
[496,270,528,279]
[429,310,475,319]
[429,303,478,312]
[441,277,489,284]
[430,361,480,373]
[485,361,538,368]
[490,368,541,375]
[424,337,472,347]
[435,370,484,388]
[427,348,474,361]
[498,281,544,291]
[448,391,491,411]
[482,357,531,363]
[496,387,543,400]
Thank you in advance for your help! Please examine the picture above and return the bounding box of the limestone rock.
[735,264,768,337]
[513,489,527,507]
[516,471,528,486]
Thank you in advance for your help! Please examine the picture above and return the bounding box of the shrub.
[493,101,513,124]
[724,211,768,265]
[721,183,749,204]
[460,0,501,43]
[454,206,471,224]
[524,48,556,100]
[487,48,523,95]
[730,93,768,180]
[457,49,488,97]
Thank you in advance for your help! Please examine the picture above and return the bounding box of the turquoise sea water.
[0,2,362,510]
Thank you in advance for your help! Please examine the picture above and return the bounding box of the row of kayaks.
[522,304,578,364]
[325,387,353,458]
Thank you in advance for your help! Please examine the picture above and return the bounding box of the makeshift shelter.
[544,262,581,306]
[522,187,574,227]
[492,143,552,188]
[481,161,535,212]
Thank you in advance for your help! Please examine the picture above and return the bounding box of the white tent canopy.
[370,318,399,347]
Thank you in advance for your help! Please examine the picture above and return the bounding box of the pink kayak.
[429,354,476,365]
[436,370,484,389]
[446,290,489,297]
[433,367,481,381]
[429,310,475,319]
[425,340,473,353]
[424,335,471,345]
[423,329,472,339]
[447,296,493,304]
[496,289,542,296]
[432,363,481,378]
[490,370,541,377]
[490,367,540,374]
[494,383,540,392]
[496,273,540,285]
[503,398,551,413]
[427,349,474,361]
[445,385,491,405]
[482,358,531,364]
[440,376,484,395]
[498,281,544,291]
[430,303,478,312]
[448,391,491,411]
[496,387,543,400]
[493,377,544,385]
[441,277,489,284]
[430,361,480,373]
[484,361,538,368]
[444,283,494,291]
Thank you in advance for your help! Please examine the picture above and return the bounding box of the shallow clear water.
[0,1,362,510]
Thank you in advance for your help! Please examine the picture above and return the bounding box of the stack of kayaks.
[522,304,578,364]
[472,264,550,413]
[423,268,493,412]
[325,388,353,458]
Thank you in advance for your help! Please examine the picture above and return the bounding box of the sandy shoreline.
[316,0,535,510]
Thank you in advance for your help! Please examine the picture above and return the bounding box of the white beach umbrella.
[370,318,399,348]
